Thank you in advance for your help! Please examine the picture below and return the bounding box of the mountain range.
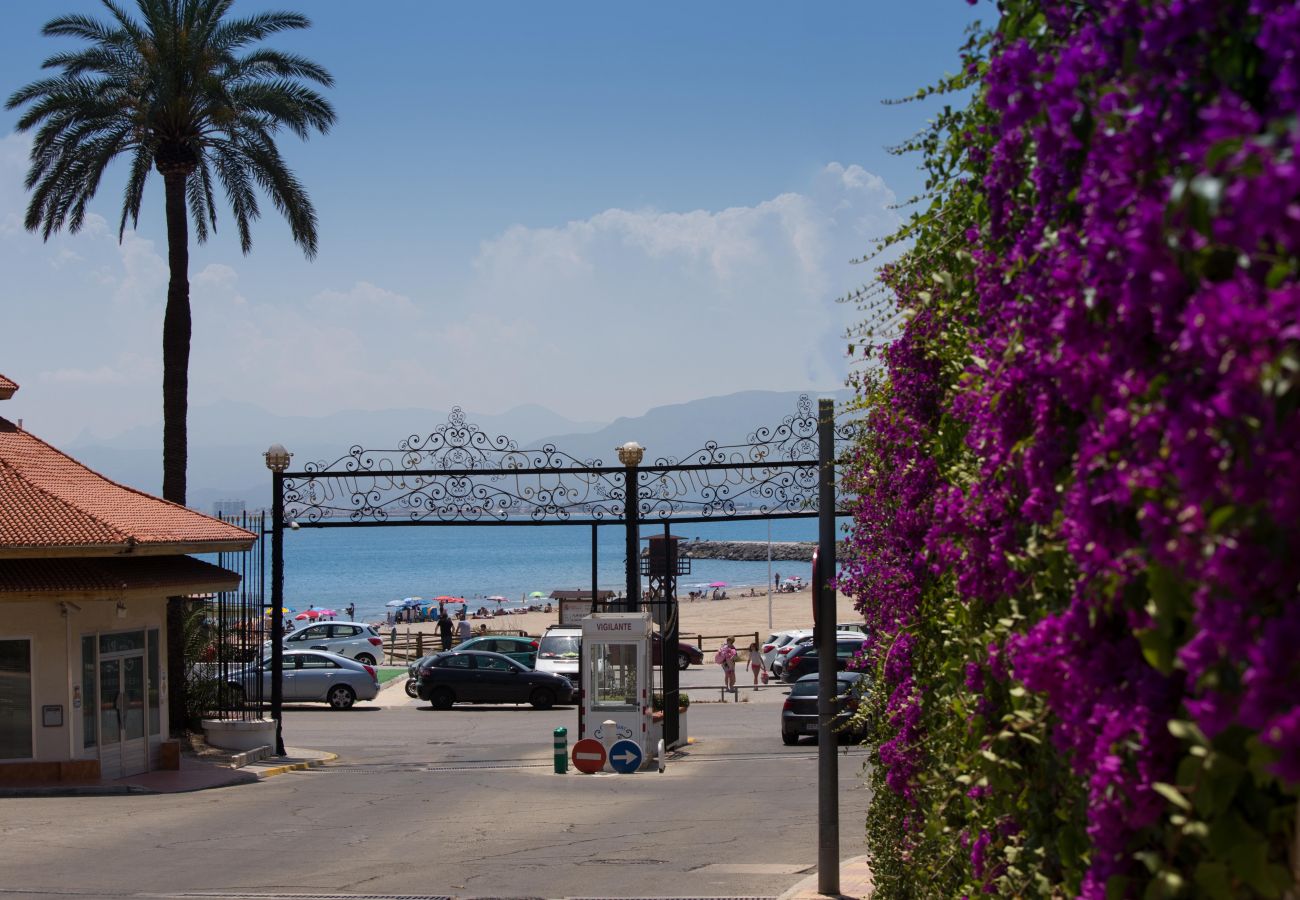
[62,389,852,513]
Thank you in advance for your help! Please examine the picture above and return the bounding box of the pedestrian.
[774,572,781,589]
[345,602,355,621]
[747,639,765,686]
[437,610,453,651]
[456,614,472,646]
[715,636,738,698]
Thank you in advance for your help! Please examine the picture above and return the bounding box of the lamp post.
[264,443,292,756]
[617,441,644,613]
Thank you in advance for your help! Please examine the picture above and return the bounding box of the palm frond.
[119,144,153,239]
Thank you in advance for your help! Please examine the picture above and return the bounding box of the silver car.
[229,650,380,709]
[269,621,386,665]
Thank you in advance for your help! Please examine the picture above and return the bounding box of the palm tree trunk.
[161,169,190,506]
[161,166,191,738]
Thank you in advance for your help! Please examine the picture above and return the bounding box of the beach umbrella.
[485,595,506,602]
[318,608,337,617]
[709,581,729,588]
[529,591,547,599]
[435,595,464,603]
[385,599,409,608]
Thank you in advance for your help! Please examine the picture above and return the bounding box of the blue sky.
[0,1,981,445]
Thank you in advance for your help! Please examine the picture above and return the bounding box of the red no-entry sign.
[571,738,607,774]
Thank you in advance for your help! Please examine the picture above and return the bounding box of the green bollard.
[553,726,568,774]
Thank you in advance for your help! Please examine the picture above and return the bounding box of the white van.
[535,625,581,686]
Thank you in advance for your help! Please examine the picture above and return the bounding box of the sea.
[277,517,825,623]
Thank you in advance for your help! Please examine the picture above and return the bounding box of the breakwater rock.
[676,540,844,562]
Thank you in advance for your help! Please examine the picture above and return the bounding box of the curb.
[251,751,337,780]
[777,854,874,900]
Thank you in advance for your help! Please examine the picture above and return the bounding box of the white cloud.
[3,160,899,441]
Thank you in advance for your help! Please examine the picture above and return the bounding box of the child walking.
[747,639,765,686]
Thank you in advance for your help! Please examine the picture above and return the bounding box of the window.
[475,655,513,672]
[333,625,361,638]
[590,643,638,709]
[299,655,339,669]
[148,628,161,736]
[436,654,472,669]
[0,639,33,760]
[82,636,96,749]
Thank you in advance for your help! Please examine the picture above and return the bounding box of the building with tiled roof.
[0,373,256,784]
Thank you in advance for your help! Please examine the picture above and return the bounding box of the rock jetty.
[676,540,835,562]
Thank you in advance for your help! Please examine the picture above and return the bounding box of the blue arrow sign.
[608,739,643,774]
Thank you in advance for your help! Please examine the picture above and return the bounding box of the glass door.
[98,658,122,779]
[98,650,149,779]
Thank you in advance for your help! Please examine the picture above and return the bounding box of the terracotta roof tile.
[0,374,16,400]
[0,416,254,555]
[0,556,240,597]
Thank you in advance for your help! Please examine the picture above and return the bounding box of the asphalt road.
[0,667,873,900]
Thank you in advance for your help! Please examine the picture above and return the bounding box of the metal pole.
[270,470,286,756]
[624,467,640,613]
[591,523,599,615]
[816,397,839,895]
[767,518,773,631]
[662,521,679,749]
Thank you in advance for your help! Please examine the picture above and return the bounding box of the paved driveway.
[0,671,873,900]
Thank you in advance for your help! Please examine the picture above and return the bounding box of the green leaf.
[1193,862,1232,900]
[1152,781,1192,811]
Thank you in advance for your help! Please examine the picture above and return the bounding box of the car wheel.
[781,732,799,746]
[529,688,556,710]
[404,678,419,699]
[677,652,690,671]
[327,684,356,710]
[356,653,376,666]
[429,687,454,710]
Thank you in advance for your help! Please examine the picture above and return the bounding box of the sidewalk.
[778,855,875,899]
[0,747,335,797]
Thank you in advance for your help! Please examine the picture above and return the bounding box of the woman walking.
[747,639,765,686]
[715,636,738,698]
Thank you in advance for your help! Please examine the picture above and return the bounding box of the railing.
[383,627,531,664]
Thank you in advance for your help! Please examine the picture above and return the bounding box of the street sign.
[608,739,643,774]
[571,738,607,774]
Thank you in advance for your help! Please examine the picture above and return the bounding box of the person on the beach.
[715,636,738,697]
[747,639,764,686]
[456,614,472,646]
[345,603,355,620]
[774,572,781,589]
[437,610,453,651]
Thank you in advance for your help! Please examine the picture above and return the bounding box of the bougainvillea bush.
[842,1,1300,896]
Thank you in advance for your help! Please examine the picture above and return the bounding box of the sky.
[0,1,982,446]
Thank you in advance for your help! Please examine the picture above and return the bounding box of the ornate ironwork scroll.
[281,397,860,525]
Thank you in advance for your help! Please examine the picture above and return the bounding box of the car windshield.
[538,634,580,659]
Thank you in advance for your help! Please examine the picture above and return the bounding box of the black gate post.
[816,399,839,894]
[264,444,291,757]
[661,522,679,749]
[617,442,644,612]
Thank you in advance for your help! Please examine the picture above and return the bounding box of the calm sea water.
[278,517,823,622]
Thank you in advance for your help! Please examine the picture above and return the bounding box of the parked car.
[771,631,862,679]
[652,633,705,670]
[780,637,869,683]
[781,671,866,745]
[417,650,574,709]
[762,629,810,673]
[228,650,379,709]
[452,634,539,667]
[534,625,581,686]
[268,621,386,665]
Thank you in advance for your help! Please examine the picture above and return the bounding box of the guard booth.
[581,612,653,765]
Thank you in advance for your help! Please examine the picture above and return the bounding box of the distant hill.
[63,389,852,513]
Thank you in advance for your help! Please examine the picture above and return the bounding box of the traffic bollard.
[553,726,568,774]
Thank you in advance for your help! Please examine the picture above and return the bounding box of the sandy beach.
[378,586,862,647]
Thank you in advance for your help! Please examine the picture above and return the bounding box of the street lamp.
[264,443,292,755]
[617,442,644,612]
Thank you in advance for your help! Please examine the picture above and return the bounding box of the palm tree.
[7,0,335,505]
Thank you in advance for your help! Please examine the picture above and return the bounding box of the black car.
[416,650,573,710]
[781,671,866,745]
[779,638,868,683]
